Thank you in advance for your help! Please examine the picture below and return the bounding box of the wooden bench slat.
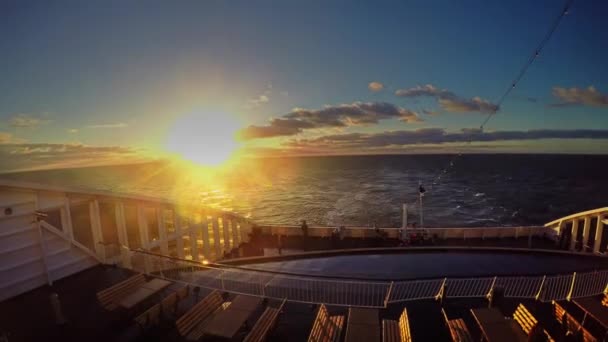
[308,304,344,342]
[330,315,344,341]
[382,308,411,342]
[176,290,223,337]
[602,293,608,307]
[244,299,286,342]
[97,274,146,310]
[398,308,411,342]
[442,308,472,342]
[553,301,597,342]
[382,319,400,342]
[447,319,472,342]
[160,292,178,317]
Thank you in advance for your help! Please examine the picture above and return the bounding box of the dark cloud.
[552,86,608,107]
[287,128,608,150]
[238,102,422,140]
[395,84,499,114]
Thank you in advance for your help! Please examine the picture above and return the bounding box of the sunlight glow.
[165,111,242,166]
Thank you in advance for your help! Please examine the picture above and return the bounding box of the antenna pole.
[419,192,424,228]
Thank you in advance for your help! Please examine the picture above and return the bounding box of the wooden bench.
[441,308,472,342]
[134,286,189,332]
[513,303,554,341]
[175,290,223,340]
[552,301,597,342]
[382,308,412,342]
[308,304,345,342]
[513,303,538,335]
[244,299,287,342]
[601,292,608,307]
[97,274,146,310]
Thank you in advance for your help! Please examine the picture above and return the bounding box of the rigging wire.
[427,0,574,191]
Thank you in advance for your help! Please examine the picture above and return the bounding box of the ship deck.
[3,235,608,342]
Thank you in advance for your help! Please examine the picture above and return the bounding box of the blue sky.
[1,0,607,171]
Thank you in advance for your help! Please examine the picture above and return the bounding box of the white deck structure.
[0,179,252,301]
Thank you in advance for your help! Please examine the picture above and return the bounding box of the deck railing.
[122,248,608,308]
[256,224,555,241]
[545,207,608,253]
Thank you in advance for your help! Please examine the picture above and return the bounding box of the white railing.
[545,207,608,253]
[256,224,555,241]
[0,179,255,266]
[123,249,608,308]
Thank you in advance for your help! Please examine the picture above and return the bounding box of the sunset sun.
[166,111,242,166]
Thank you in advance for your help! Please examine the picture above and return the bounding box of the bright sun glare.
[166,111,242,166]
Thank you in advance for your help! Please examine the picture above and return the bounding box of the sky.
[1,0,607,172]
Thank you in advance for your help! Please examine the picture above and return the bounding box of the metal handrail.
[123,248,608,308]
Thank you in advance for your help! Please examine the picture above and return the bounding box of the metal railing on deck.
[122,248,608,308]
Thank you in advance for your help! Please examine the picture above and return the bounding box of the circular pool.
[242,249,608,280]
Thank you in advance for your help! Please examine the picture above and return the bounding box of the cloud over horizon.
[552,86,608,107]
[239,101,422,140]
[0,142,142,172]
[286,128,608,150]
[86,123,129,129]
[395,84,499,114]
[9,114,52,128]
[0,132,13,143]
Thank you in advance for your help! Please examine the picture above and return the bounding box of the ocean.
[2,154,607,228]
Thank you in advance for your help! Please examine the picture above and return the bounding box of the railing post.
[223,216,232,252]
[157,208,169,255]
[212,215,222,258]
[114,202,131,268]
[232,218,240,248]
[201,213,211,260]
[535,275,546,301]
[62,196,74,241]
[189,217,200,261]
[137,205,152,273]
[567,272,576,301]
[570,219,579,251]
[582,217,591,252]
[486,276,497,303]
[89,199,106,263]
[384,281,394,308]
[137,205,150,248]
[593,215,604,254]
[435,278,447,303]
[34,193,53,285]
[234,222,242,247]
[174,214,185,259]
